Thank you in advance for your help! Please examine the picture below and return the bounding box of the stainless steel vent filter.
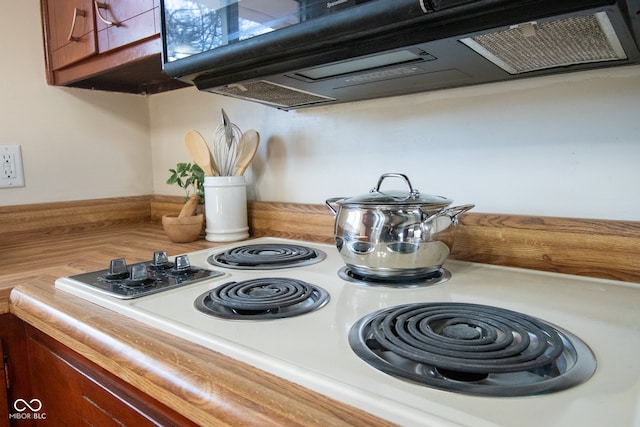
[210,80,335,108]
[460,12,627,74]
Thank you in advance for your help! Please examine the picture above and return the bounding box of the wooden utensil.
[233,130,260,176]
[178,194,200,218]
[184,130,218,176]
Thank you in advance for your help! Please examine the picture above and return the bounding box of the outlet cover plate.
[1,144,25,188]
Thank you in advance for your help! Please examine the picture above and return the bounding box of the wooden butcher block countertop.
[3,224,393,426]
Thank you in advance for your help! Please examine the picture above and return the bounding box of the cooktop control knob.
[151,251,171,270]
[105,258,129,280]
[154,251,168,265]
[174,254,190,270]
[129,263,149,282]
[171,254,193,275]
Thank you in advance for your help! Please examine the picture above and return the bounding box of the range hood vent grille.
[208,81,335,109]
[460,12,628,74]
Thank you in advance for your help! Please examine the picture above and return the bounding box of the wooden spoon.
[233,130,260,176]
[184,130,218,176]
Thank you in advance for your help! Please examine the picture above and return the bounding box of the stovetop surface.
[55,237,640,427]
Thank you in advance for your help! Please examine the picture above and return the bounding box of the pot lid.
[337,173,452,208]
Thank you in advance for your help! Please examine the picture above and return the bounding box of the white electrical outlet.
[1,144,25,188]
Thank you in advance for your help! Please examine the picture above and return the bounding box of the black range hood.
[161,0,640,110]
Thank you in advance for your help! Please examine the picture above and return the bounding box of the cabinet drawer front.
[47,0,97,70]
[96,1,158,53]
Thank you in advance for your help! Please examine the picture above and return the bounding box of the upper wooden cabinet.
[95,1,157,53]
[46,0,97,70]
[40,0,188,94]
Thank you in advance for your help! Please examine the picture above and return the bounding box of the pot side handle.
[325,197,345,216]
[447,204,475,221]
[423,204,475,223]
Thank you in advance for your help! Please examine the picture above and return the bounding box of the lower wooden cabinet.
[0,314,33,427]
[24,325,196,426]
[1,342,8,426]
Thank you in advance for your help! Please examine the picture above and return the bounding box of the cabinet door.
[0,315,34,427]
[0,343,8,426]
[28,331,83,425]
[95,0,158,53]
[26,326,196,426]
[46,0,98,70]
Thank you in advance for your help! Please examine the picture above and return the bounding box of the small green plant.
[167,163,204,201]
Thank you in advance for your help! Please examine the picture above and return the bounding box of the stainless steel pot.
[326,173,474,279]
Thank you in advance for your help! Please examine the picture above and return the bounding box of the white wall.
[3,2,639,222]
[149,65,640,221]
[0,0,153,207]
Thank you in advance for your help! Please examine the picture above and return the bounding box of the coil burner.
[195,277,330,320]
[208,243,326,270]
[338,267,450,288]
[349,302,596,397]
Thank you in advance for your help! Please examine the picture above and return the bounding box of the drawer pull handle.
[94,1,121,27]
[67,8,86,42]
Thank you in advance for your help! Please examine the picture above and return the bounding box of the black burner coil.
[208,244,324,269]
[349,302,597,396]
[195,277,330,320]
[374,303,564,373]
[211,278,314,311]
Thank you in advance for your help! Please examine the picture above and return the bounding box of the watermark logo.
[9,398,46,420]
[14,399,42,412]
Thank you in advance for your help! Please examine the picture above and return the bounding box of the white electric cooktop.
[55,237,640,427]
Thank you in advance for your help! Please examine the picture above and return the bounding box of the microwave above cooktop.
[160,0,640,110]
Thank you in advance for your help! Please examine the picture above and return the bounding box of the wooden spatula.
[184,130,218,176]
[233,130,260,176]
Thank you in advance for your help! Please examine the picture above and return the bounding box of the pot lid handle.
[371,173,419,197]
